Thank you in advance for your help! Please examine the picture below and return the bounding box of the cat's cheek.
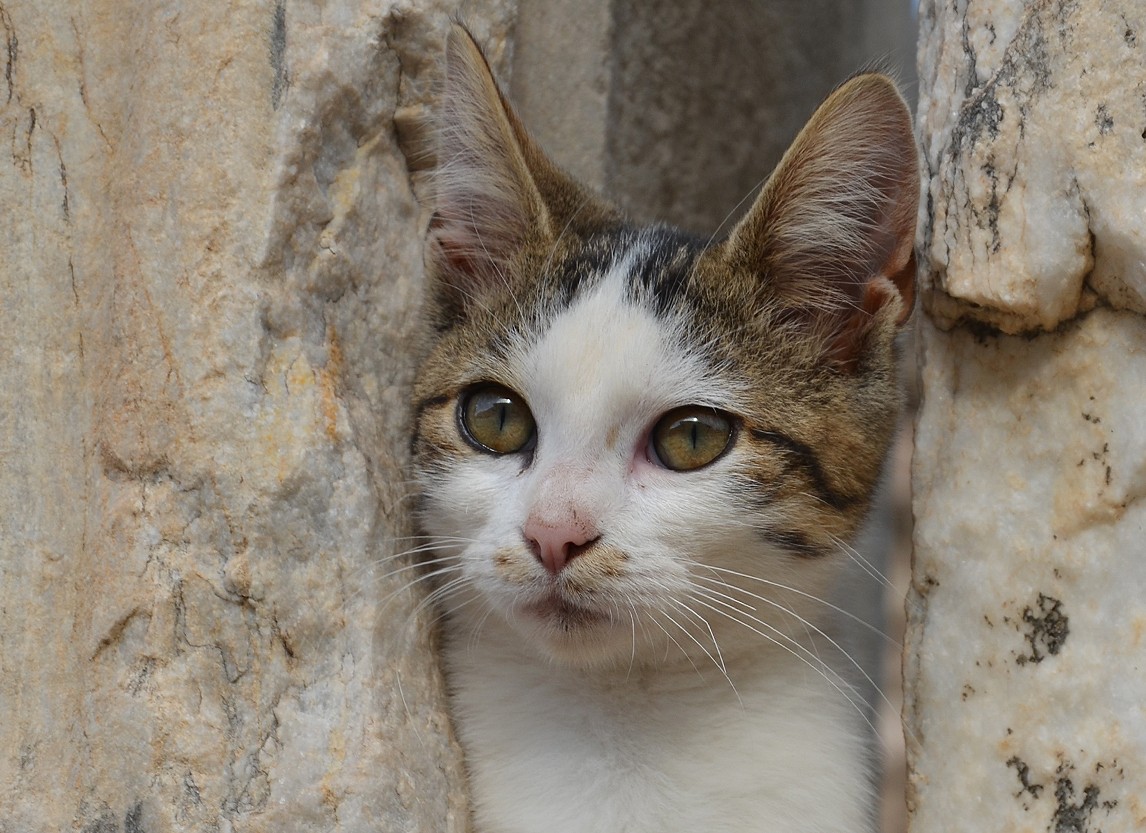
[489,546,537,585]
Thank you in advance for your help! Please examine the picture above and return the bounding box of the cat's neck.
[444,611,873,833]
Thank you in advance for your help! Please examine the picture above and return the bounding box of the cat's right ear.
[719,74,919,370]
[426,25,554,319]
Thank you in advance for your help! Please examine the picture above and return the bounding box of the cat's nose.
[522,518,600,575]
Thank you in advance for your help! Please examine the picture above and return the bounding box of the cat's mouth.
[521,591,606,628]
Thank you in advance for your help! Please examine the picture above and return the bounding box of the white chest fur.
[446,618,873,833]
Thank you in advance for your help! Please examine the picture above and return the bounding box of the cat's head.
[412,25,918,670]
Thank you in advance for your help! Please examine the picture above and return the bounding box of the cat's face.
[415,237,790,667]
[412,26,918,670]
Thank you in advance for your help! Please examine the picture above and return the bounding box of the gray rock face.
[910,1,1146,830]
[919,0,1146,333]
[0,3,511,830]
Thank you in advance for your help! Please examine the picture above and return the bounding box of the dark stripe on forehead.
[625,227,706,316]
[551,229,639,307]
[749,428,858,511]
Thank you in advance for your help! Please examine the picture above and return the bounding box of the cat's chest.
[451,648,708,831]
[447,633,868,833]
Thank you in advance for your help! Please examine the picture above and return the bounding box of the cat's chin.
[521,593,607,628]
[511,594,636,668]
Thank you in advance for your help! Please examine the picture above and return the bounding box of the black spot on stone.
[184,771,204,805]
[81,810,119,833]
[1052,775,1113,833]
[957,87,1005,142]
[1095,104,1114,136]
[1017,593,1069,665]
[1007,756,1044,799]
[124,802,145,833]
[982,157,1003,252]
[964,317,1003,345]
[2,5,16,106]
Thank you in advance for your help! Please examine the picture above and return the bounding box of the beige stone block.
[0,2,513,829]
[910,1,1146,830]
[918,0,1146,333]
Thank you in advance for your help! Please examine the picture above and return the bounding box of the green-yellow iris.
[460,384,536,454]
[652,406,734,471]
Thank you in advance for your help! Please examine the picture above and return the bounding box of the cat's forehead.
[506,239,739,448]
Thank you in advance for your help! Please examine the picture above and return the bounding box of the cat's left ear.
[722,74,919,370]
[426,24,615,321]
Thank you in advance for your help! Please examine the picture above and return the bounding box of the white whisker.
[829,532,896,591]
[685,589,873,734]
[693,564,900,648]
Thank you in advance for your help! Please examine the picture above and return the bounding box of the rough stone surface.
[0,2,512,830]
[918,0,1146,334]
[909,1,1146,831]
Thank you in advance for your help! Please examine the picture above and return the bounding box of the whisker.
[377,562,466,617]
[644,609,705,679]
[335,549,465,618]
[338,540,470,590]
[625,605,638,681]
[665,596,728,676]
[703,175,769,248]
[692,564,900,648]
[688,585,895,736]
[685,589,873,733]
[829,532,896,591]
[409,571,473,621]
[657,601,742,705]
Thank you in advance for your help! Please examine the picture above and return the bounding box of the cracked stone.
[0,2,516,830]
[910,4,1146,829]
[918,0,1146,333]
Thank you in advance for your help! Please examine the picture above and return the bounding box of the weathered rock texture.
[0,3,512,830]
[909,1,1146,831]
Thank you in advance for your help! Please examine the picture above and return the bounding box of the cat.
[411,23,918,833]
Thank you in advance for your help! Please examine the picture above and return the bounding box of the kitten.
[412,24,918,833]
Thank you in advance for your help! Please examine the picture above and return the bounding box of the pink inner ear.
[428,211,490,287]
[884,241,917,326]
[826,274,909,372]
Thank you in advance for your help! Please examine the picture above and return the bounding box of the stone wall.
[909,0,1146,830]
[0,3,513,830]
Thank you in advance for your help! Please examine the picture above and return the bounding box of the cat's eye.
[650,406,734,471]
[459,384,536,455]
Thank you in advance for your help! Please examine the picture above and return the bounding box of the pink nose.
[523,517,599,574]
